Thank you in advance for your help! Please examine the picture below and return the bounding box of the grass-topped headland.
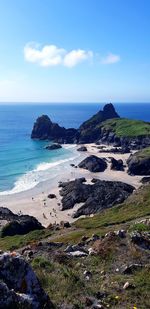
[100,118,150,137]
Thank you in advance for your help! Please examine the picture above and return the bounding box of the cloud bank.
[24,43,93,68]
[24,43,120,68]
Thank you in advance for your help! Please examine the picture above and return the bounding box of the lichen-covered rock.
[78,155,107,172]
[0,252,54,308]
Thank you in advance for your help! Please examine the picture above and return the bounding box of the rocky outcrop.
[31,104,150,149]
[31,115,79,143]
[110,157,124,171]
[0,252,54,308]
[45,143,62,150]
[78,155,107,172]
[31,104,120,144]
[78,103,120,143]
[127,149,150,175]
[59,178,135,217]
[0,207,44,237]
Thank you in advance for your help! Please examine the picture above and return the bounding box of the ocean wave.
[0,151,80,195]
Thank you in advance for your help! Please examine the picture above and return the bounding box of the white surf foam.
[0,151,80,195]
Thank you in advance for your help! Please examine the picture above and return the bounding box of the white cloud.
[64,49,93,68]
[24,43,93,68]
[101,53,121,64]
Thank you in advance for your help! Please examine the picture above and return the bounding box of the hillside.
[0,183,150,308]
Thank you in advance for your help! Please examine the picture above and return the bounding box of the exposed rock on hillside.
[127,147,150,175]
[0,207,44,237]
[0,252,54,309]
[59,178,135,217]
[78,155,107,172]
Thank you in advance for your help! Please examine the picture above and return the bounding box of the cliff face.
[31,103,119,143]
[78,103,120,143]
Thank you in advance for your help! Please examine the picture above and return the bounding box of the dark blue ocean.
[0,103,150,194]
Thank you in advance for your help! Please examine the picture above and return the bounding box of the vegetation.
[100,118,150,137]
[0,184,150,308]
[0,228,52,251]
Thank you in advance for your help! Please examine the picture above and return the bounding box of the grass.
[0,184,150,308]
[74,184,150,230]
[99,118,150,137]
[0,228,52,251]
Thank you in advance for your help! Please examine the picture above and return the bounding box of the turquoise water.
[0,103,150,194]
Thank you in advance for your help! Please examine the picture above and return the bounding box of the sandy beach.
[0,144,143,227]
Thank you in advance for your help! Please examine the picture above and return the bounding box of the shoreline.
[0,143,143,227]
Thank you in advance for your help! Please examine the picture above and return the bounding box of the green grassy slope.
[99,118,150,137]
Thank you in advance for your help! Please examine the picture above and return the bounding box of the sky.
[0,0,150,103]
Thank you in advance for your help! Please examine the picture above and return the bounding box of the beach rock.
[127,148,150,175]
[48,193,57,199]
[59,178,134,217]
[0,252,54,308]
[45,143,62,150]
[78,155,107,172]
[110,157,124,171]
[140,176,150,184]
[77,146,87,151]
[0,207,44,237]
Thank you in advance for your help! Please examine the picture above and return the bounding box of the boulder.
[78,155,107,172]
[59,178,135,217]
[123,264,144,274]
[47,193,57,199]
[110,157,124,171]
[127,148,150,175]
[0,252,54,308]
[45,143,62,150]
[140,176,150,184]
[77,146,87,151]
[0,207,44,237]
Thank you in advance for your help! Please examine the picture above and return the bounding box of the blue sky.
[0,0,150,103]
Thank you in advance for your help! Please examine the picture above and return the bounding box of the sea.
[0,103,150,195]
